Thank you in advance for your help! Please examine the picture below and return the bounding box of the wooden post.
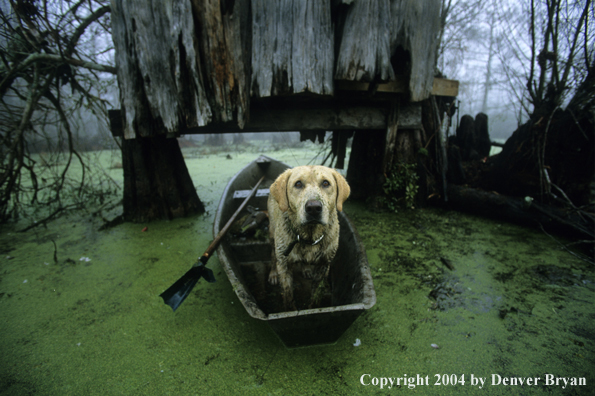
[383,102,423,171]
[384,100,399,174]
[346,131,386,200]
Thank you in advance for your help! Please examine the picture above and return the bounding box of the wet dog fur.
[267,165,350,310]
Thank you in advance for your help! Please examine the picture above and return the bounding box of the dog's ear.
[332,170,351,211]
[269,169,292,212]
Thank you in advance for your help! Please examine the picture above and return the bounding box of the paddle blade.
[160,265,216,312]
[201,265,216,283]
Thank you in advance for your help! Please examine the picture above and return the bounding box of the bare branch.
[66,5,111,57]
[528,0,536,100]
[0,0,118,223]
[0,52,116,95]
[559,0,590,92]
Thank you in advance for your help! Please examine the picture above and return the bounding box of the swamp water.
[1,146,593,395]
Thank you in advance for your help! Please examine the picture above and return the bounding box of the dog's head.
[269,165,350,226]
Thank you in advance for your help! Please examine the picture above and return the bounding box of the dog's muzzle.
[304,199,323,224]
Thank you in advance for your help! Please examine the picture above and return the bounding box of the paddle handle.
[199,175,266,264]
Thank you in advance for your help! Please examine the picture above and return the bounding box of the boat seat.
[233,188,270,199]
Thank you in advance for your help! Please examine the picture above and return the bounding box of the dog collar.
[282,234,325,256]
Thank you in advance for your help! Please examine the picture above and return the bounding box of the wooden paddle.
[160,175,266,312]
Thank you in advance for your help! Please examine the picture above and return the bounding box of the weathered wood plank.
[192,0,251,128]
[250,0,275,97]
[189,105,388,132]
[335,0,395,82]
[111,0,212,138]
[390,0,442,101]
[112,0,448,139]
[335,77,459,97]
[233,189,271,199]
[334,0,441,101]
[292,0,334,95]
[431,78,459,97]
[251,0,334,97]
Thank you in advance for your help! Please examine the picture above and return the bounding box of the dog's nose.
[305,200,323,216]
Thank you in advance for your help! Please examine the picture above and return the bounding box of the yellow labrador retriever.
[267,165,350,310]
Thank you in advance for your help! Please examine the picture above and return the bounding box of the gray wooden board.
[233,189,271,199]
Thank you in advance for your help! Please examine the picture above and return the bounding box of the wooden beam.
[397,103,422,129]
[335,79,407,94]
[109,102,425,137]
[186,106,388,133]
[431,78,459,97]
[335,77,459,97]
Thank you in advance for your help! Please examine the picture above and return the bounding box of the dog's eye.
[294,181,303,189]
[321,180,330,188]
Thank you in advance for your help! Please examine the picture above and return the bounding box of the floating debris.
[440,257,455,271]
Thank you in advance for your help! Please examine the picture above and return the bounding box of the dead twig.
[538,223,594,265]
[18,203,80,232]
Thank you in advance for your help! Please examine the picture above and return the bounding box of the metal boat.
[213,155,376,347]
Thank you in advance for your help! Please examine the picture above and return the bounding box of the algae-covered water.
[1,145,593,395]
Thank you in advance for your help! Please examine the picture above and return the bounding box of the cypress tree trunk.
[122,135,204,223]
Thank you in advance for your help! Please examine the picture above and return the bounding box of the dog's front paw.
[302,264,313,279]
[268,268,279,285]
